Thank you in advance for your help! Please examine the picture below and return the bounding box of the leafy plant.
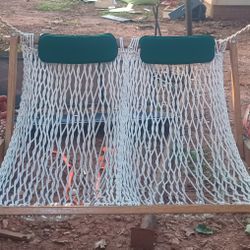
[195,224,214,235]
[190,150,198,162]
[245,224,250,235]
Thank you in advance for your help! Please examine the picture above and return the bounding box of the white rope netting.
[0,32,250,207]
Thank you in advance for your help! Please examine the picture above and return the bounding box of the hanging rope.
[218,24,250,47]
[0,17,34,47]
[0,17,24,36]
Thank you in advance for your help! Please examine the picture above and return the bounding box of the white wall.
[204,0,250,6]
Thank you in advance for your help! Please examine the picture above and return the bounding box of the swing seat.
[1,32,250,212]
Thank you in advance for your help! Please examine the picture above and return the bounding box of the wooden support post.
[185,0,192,36]
[229,40,244,159]
[4,36,18,154]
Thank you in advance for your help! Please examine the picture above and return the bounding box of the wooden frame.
[229,39,250,167]
[0,35,249,215]
[229,40,244,158]
[4,36,18,154]
[0,36,18,163]
[0,205,249,215]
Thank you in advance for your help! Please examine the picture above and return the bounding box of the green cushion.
[38,33,118,64]
[139,35,215,65]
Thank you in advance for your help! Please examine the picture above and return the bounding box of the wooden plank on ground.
[0,229,33,241]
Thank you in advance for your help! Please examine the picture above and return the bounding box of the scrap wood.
[0,229,34,241]
[102,14,131,22]
[94,239,107,249]
[109,3,133,13]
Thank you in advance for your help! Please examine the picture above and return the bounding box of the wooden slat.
[4,36,18,153]
[0,204,249,215]
[229,40,244,158]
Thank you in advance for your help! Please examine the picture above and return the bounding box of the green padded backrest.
[139,35,215,65]
[38,33,118,64]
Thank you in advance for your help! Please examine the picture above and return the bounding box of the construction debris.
[168,0,206,21]
[109,3,134,13]
[102,14,131,22]
[94,239,108,249]
[83,0,97,2]
[0,229,34,242]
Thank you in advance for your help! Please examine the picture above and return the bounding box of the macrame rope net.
[0,32,250,207]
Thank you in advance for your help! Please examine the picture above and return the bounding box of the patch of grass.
[37,0,78,12]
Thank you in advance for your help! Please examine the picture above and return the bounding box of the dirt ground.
[1,0,250,249]
[0,213,250,250]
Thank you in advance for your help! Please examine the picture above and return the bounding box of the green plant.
[37,0,78,12]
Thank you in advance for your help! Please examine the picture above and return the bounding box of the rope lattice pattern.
[0,34,250,207]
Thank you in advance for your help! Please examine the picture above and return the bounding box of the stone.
[170,237,180,245]
[2,219,8,229]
